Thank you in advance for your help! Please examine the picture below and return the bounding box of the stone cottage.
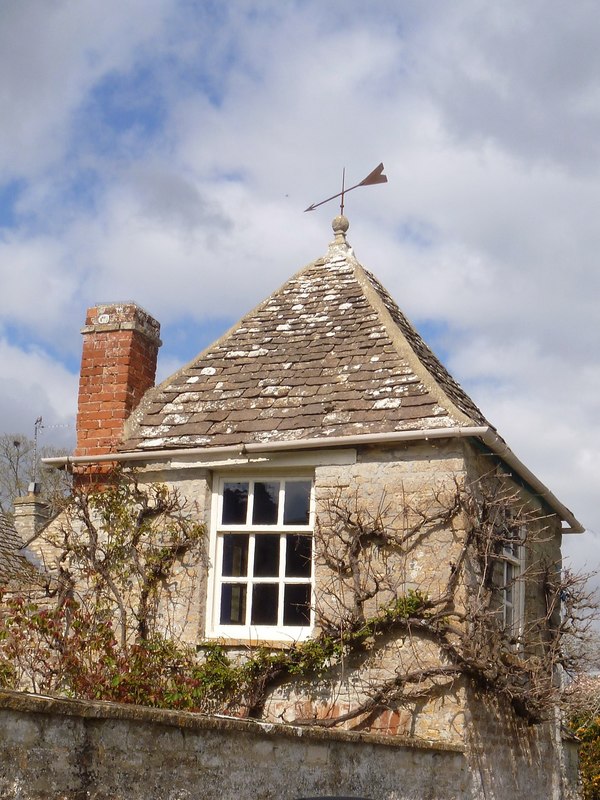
[24,215,583,798]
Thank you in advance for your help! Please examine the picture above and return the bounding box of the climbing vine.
[0,468,594,729]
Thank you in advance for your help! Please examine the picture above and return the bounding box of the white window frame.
[500,524,526,638]
[206,475,315,642]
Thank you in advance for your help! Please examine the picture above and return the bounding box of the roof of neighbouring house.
[0,511,41,588]
[121,215,492,452]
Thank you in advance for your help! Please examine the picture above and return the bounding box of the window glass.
[505,602,514,629]
[251,584,278,625]
[222,534,249,577]
[222,482,249,524]
[283,584,311,626]
[285,534,312,577]
[283,480,311,525]
[253,534,280,577]
[213,477,314,638]
[252,481,280,524]
[220,584,246,625]
[500,524,524,637]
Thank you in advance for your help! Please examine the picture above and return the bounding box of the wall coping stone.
[0,689,465,753]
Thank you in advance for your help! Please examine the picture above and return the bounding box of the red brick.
[74,304,161,471]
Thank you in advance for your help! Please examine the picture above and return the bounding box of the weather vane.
[304,162,388,214]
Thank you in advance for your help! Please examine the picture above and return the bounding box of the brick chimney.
[75,303,161,468]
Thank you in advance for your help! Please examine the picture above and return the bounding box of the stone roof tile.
[0,512,41,588]
[121,221,490,452]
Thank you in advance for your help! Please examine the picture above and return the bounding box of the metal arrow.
[304,162,388,213]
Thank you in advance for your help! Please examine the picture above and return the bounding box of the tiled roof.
[122,219,491,452]
[0,511,40,588]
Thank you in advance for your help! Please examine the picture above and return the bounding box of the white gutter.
[43,425,583,533]
[476,428,583,534]
[42,427,488,465]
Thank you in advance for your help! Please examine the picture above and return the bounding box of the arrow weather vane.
[304,162,388,214]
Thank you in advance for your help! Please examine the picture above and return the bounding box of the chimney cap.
[81,302,161,345]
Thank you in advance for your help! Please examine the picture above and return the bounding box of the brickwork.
[72,303,161,488]
[75,303,161,459]
[464,687,579,799]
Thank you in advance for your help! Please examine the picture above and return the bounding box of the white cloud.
[0,338,77,447]
[0,232,80,342]
[0,0,173,179]
[409,0,600,172]
[0,0,598,589]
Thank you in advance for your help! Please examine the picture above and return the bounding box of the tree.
[0,433,71,517]
[0,471,213,707]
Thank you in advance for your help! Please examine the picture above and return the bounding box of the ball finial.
[332,215,350,236]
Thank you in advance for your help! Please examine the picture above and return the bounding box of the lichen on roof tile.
[121,219,490,452]
[0,511,43,587]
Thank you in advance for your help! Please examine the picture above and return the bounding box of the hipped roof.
[0,511,42,588]
[122,220,490,452]
[41,217,581,531]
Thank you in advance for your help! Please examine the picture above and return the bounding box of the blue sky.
[1,0,599,586]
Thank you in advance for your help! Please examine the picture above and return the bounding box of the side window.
[501,524,525,637]
[208,478,314,640]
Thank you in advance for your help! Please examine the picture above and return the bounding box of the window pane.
[283,481,311,525]
[251,584,278,625]
[505,605,514,629]
[222,482,249,524]
[252,481,280,524]
[283,584,311,626]
[254,534,280,577]
[222,534,249,577]
[220,584,246,625]
[285,535,312,577]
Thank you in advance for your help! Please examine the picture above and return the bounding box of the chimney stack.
[74,303,161,475]
[13,483,50,544]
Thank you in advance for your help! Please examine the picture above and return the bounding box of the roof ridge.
[354,264,490,428]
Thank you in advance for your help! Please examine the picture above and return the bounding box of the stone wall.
[0,690,578,800]
[0,690,469,800]
[464,686,579,800]
[261,440,469,741]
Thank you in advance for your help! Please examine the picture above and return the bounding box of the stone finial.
[332,215,350,243]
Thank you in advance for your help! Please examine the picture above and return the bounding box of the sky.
[0,0,598,590]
